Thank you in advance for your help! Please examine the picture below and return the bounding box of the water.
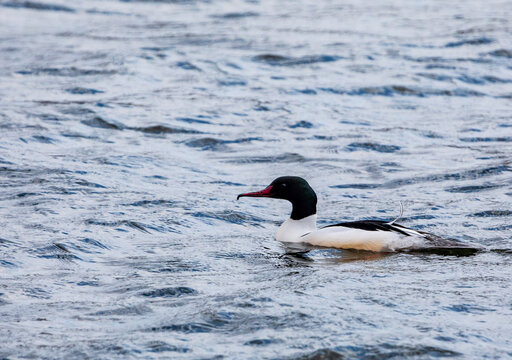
[1,0,512,358]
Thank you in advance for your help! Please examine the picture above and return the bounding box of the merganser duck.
[238,176,477,252]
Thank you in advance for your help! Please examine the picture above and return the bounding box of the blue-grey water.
[1,0,512,358]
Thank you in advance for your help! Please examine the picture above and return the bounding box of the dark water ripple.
[253,54,342,66]
[2,0,75,12]
[1,0,512,359]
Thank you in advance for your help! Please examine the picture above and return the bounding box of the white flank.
[275,215,427,252]
[304,227,426,252]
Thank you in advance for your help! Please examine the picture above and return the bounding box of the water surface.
[1,0,512,358]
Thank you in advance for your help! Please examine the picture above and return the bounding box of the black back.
[323,220,411,236]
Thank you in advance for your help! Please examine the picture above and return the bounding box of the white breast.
[275,215,317,243]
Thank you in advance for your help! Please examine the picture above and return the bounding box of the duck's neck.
[276,184,318,242]
[276,214,317,243]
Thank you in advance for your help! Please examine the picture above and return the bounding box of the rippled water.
[1,0,512,358]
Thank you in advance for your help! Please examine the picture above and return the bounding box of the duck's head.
[237,176,317,220]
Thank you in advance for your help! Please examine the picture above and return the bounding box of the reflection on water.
[284,248,393,264]
[1,0,512,358]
